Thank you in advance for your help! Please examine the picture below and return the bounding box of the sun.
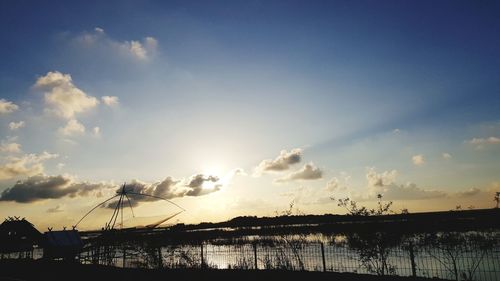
[202,164,225,177]
[201,164,234,189]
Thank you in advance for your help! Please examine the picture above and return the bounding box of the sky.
[0,0,499,230]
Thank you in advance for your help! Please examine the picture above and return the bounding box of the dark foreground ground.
[0,260,450,281]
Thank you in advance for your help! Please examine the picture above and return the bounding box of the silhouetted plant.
[333,194,400,275]
[334,194,393,216]
[494,192,499,208]
[273,201,306,270]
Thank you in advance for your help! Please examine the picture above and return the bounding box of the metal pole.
[320,242,326,272]
[253,243,258,270]
[123,247,126,268]
[200,243,205,268]
[158,247,163,269]
[408,241,417,277]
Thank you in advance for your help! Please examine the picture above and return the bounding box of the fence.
[75,239,500,281]
[2,232,499,281]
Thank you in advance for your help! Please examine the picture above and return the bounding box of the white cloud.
[128,41,147,60]
[412,154,425,166]
[8,121,25,130]
[93,126,100,136]
[0,151,58,180]
[326,177,339,191]
[275,162,323,183]
[254,148,302,175]
[442,153,452,160]
[0,142,22,153]
[366,167,397,187]
[57,163,65,170]
[59,119,85,136]
[101,96,119,107]
[0,99,18,115]
[35,71,99,119]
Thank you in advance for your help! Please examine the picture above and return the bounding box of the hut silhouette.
[0,217,42,258]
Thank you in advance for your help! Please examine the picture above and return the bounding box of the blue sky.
[0,1,499,229]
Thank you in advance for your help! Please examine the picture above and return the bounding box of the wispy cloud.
[101,96,119,107]
[412,154,425,166]
[456,187,481,197]
[72,27,158,61]
[8,121,25,130]
[467,136,500,149]
[46,204,65,213]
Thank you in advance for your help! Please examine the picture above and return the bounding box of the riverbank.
[0,260,450,281]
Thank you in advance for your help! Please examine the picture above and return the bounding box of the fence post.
[157,247,163,269]
[122,247,126,268]
[320,242,326,272]
[253,243,258,270]
[200,243,205,268]
[408,241,417,277]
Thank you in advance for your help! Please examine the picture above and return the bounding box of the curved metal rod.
[110,195,123,229]
[127,192,186,211]
[74,194,120,228]
[146,210,184,228]
[124,194,135,217]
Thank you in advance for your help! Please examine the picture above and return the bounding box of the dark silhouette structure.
[43,230,83,260]
[0,217,42,258]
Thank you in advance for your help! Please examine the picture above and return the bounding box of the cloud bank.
[0,174,113,203]
[275,162,323,183]
[362,168,446,201]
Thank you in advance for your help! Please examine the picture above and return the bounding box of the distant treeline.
[172,208,499,232]
[80,208,499,243]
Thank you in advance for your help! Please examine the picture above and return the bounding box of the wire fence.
[73,239,500,281]
[2,233,499,281]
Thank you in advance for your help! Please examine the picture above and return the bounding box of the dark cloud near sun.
[185,174,221,196]
[0,174,113,203]
[254,148,302,175]
[105,174,222,208]
[0,171,225,207]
